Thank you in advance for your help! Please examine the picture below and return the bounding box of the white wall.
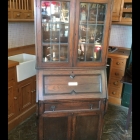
[109,25,132,48]
[8,22,132,49]
[8,22,35,48]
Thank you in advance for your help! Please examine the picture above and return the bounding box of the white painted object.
[68,82,78,86]
[8,53,36,82]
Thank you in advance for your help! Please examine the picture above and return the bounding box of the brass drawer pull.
[112,92,116,95]
[113,82,118,85]
[27,14,30,17]
[17,14,20,17]
[14,97,17,100]
[116,62,120,65]
[50,105,56,111]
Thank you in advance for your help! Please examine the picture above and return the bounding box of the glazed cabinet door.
[74,0,113,67]
[35,0,75,68]
[39,113,72,140]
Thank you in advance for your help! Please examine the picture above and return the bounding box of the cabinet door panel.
[75,116,99,140]
[36,0,75,68]
[112,0,124,21]
[74,0,113,67]
[44,117,68,140]
[8,80,18,121]
[39,114,71,140]
[18,78,33,112]
[32,76,36,105]
[44,75,102,95]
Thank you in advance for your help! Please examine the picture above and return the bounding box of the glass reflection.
[78,2,106,62]
[41,1,70,62]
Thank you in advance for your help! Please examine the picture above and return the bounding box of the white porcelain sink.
[8,53,36,82]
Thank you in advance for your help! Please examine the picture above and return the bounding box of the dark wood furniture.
[107,47,130,105]
[35,0,113,139]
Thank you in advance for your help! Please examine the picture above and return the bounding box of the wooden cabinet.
[112,0,132,25]
[8,66,19,122]
[112,0,124,21]
[38,99,106,140]
[8,72,36,132]
[121,0,132,23]
[18,76,36,113]
[107,47,130,105]
[35,0,113,139]
[8,0,34,21]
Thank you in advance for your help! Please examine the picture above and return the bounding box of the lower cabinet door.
[39,113,72,140]
[8,80,18,121]
[39,111,102,140]
[18,78,33,113]
[73,112,101,140]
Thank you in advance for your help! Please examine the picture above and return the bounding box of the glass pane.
[51,45,59,61]
[60,45,68,61]
[78,2,106,62]
[60,23,69,43]
[43,45,51,62]
[41,1,70,63]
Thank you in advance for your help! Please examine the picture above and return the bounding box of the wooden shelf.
[8,19,34,22]
[111,0,132,25]
[123,8,132,12]
[124,0,132,2]
[112,21,132,26]
[8,0,34,22]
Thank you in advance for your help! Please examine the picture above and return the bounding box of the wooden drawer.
[23,12,32,19]
[13,11,23,19]
[44,101,100,112]
[8,67,16,82]
[110,68,124,79]
[44,75,102,95]
[108,86,122,98]
[111,58,126,69]
[109,78,122,88]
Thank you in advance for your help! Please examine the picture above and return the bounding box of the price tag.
[68,82,78,86]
